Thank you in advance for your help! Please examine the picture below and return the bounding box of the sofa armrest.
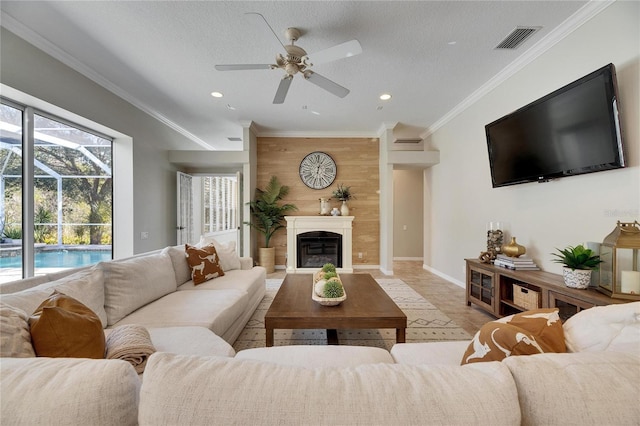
[1,357,140,426]
[239,257,254,270]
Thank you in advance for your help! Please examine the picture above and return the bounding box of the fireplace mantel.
[285,216,353,274]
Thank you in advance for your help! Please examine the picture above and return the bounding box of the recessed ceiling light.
[379,93,392,101]
[211,91,223,98]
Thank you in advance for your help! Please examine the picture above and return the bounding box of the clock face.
[299,152,337,189]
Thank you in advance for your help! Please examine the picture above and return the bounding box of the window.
[202,176,237,233]
[0,100,113,283]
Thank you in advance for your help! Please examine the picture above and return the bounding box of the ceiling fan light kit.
[216,13,362,104]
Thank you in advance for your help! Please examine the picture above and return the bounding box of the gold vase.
[502,237,526,258]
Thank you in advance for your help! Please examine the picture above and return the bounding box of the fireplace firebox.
[297,231,342,268]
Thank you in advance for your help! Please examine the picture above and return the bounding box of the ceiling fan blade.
[273,76,293,104]
[215,64,272,71]
[304,71,350,98]
[245,12,286,53]
[305,40,362,65]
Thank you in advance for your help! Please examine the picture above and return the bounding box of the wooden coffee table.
[264,273,407,346]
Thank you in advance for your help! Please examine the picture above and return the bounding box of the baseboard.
[422,264,465,289]
[353,264,381,270]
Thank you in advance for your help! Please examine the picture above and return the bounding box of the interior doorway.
[178,172,241,248]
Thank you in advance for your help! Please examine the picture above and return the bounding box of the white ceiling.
[1,1,598,151]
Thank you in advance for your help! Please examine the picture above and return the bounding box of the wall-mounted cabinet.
[465,259,626,321]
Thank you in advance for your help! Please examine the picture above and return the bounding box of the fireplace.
[297,231,342,268]
[285,216,353,273]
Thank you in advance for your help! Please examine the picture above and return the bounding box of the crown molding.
[1,12,215,151]
[424,0,615,137]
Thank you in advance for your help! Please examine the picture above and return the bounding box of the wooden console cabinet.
[465,259,626,321]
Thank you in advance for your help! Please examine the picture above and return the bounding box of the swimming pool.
[0,249,112,269]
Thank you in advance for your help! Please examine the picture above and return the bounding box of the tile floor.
[268,260,495,336]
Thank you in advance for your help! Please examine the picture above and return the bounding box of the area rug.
[233,278,471,351]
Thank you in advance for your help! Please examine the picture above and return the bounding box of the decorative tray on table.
[312,264,347,306]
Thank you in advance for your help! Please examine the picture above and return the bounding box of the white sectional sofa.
[1,255,639,425]
[0,244,266,357]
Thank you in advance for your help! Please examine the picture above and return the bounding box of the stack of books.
[494,254,539,270]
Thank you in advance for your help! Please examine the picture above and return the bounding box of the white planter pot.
[562,267,592,289]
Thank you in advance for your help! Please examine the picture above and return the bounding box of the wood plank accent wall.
[256,137,380,268]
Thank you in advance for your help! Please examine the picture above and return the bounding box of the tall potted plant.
[551,244,602,289]
[245,176,297,273]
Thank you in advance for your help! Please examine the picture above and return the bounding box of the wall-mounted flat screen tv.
[485,63,626,188]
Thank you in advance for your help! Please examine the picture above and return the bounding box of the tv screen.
[486,63,625,188]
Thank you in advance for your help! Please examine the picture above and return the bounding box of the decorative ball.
[323,278,344,298]
[314,280,327,297]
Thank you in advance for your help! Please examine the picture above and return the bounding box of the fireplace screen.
[297,231,342,268]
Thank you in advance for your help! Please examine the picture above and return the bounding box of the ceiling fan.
[215,13,362,104]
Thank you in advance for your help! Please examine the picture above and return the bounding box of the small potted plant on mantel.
[551,244,602,289]
[244,176,297,273]
[332,184,355,216]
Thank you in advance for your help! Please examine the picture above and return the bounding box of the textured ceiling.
[1,1,594,150]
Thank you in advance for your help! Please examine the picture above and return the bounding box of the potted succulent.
[332,184,355,216]
[244,176,297,273]
[551,244,602,289]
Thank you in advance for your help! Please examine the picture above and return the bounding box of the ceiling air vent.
[227,137,242,142]
[495,26,541,49]
[393,139,422,144]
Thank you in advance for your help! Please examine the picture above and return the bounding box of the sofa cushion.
[139,353,521,425]
[148,327,235,357]
[177,267,266,297]
[101,252,177,326]
[461,308,565,365]
[503,351,640,425]
[29,291,105,359]
[197,235,242,271]
[563,301,640,353]
[235,345,394,367]
[0,303,35,357]
[0,357,140,426]
[161,245,191,286]
[391,341,470,365]
[0,266,107,327]
[111,289,248,337]
[185,243,225,284]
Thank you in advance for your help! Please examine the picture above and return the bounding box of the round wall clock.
[299,151,337,189]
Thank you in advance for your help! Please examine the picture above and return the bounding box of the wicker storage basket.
[513,284,540,310]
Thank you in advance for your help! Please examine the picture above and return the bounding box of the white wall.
[393,169,424,258]
[426,1,640,285]
[1,28,200,254]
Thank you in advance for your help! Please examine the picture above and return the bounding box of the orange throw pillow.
[185,244,225,285]
[29,291,105,359]
[461,308,565,365]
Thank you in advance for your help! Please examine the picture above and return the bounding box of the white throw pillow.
[101,253,177,326]
[563,301,640,353]
[161,245,191,285]
[0,266,107,328]
[0,303,35,357]
[197,236,241,271]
